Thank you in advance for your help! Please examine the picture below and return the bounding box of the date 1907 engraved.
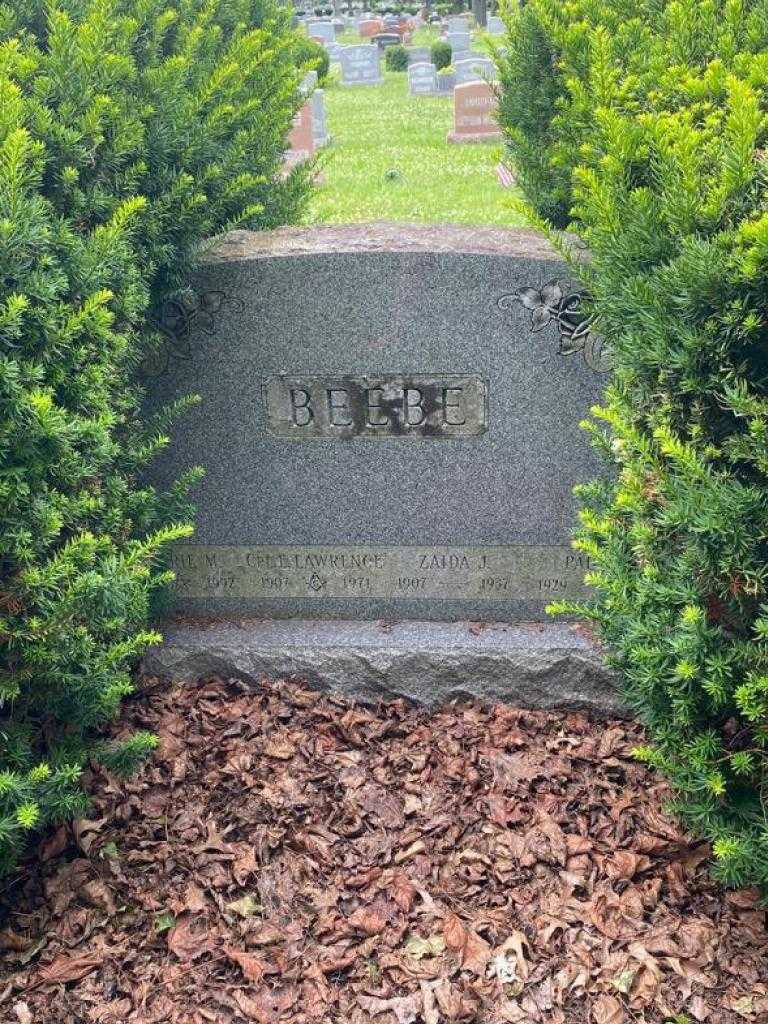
[170,545,592,601]
[264,375,487,439]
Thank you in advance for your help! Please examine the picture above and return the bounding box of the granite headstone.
[147,224,609,624]
[487,15,504,34]
[407,46,432,64]
[372,32,401,50]
[142,215,616,709]
[311,89,329,147]
[447,29,471,53]
[448,81,502,142]
[284,101,315,166]
[408,61,438,96]
[339,44,383,84]
[308,20,335,42]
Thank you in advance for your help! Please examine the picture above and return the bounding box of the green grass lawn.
[304,66,524,226]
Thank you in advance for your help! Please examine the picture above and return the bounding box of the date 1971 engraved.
[170,545,592,601]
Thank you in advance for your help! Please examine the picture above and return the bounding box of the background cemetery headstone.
[308,20,335,42]
[311,89,329,148]
[372,32,401,51]
[408,61,438,96]
[448,31,472,57]
[454,56,497,84]
[339,44,383,85]
[284,101,315,167]
[448,81,502,142]
[436,70,456,94]
[486,15,504,35]
[407,46,432,64]
[144,225,615,711]
[358,17,383,37]
[448,15,471,32]
[300,69,318,95]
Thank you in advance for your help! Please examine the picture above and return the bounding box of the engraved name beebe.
[264,374,487,439]
[171,546,592,601]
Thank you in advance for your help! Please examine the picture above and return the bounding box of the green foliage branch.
[498,0,768,890]
[0,0,311,874]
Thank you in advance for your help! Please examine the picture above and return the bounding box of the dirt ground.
[1,676,767,1024]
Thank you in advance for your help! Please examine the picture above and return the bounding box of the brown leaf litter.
[1,676,767,1023]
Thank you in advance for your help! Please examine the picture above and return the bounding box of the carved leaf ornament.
[498,279,611,374]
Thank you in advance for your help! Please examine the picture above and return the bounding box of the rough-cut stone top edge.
[200,223,578,263]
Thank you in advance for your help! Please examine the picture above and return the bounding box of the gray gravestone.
[144,225,616,710]
[339,44,383,85]
[325,41,343,62]
[487,15,504,34]
[372,32,401,50]
[454,57,497,84]
[147,224,609,623]
[454,60,481,85]
[436,70,456,94]
[300,69,318,95]
[311,89,329,147]
[407,46,432,64]
[408,62,438,96]
[448,15,471,32]
[308,20,335,43]
[448,31,472,55]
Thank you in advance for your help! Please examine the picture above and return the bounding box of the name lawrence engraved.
[171,545,592,601]
[263,374,487,439]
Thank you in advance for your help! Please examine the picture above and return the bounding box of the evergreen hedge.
[497,0,768,889]
[0,0,310,875]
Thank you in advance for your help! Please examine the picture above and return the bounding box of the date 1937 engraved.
[170,545,592,601]
[263,375,487,439]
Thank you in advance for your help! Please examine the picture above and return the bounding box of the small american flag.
[497,161,516,188]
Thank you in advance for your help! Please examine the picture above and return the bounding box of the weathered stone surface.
[143,620,623,715]
[145,223,606,623]
[339,43,383,84]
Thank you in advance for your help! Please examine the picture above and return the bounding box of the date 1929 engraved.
[263,375,487,439]
[170,545,592,601]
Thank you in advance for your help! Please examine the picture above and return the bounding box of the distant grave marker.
[448,81,502,142]
[358,17,383,38]
[447,30,472,53]
[285,102,315,166]
[308,21,335,43]
[311,90,330,148]
[407,46,431,64]
[339,44,383,85]
[408,62,438,96]
[372,32,401,50]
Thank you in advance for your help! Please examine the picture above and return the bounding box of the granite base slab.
[143,619,623,716]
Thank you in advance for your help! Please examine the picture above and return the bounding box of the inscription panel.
[263,374,487,439]
[171,545,591,601]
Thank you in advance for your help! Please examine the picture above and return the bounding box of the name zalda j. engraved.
[263,374,487,439]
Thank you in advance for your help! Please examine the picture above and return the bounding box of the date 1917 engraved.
[170,545,592,601]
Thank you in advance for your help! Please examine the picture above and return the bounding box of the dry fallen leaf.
[358,993,421,1024]
[167,914,212,962]
[224,944,271,983]
[36,952,100,987]
[592,992,626,1024]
